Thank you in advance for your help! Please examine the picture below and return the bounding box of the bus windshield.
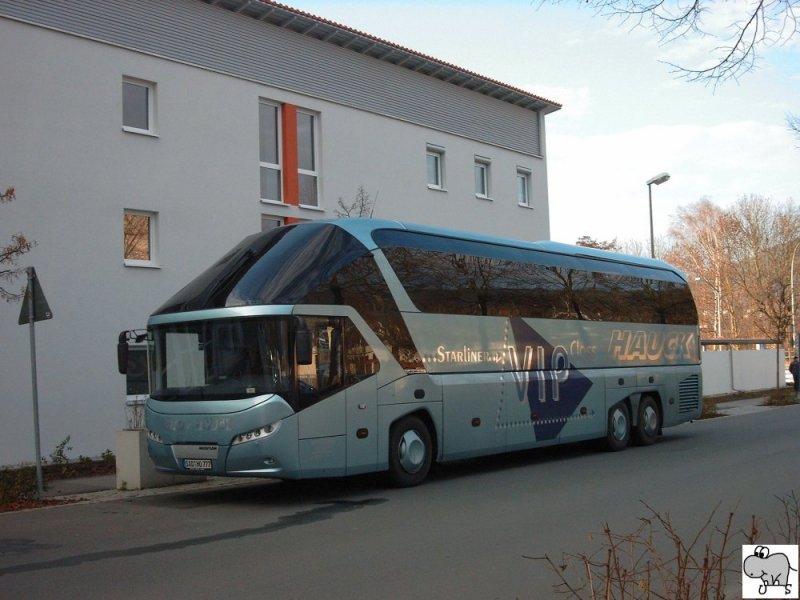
[149,317,293,401]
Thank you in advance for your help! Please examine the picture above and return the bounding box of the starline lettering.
[424,345,505,364]
[608,330,696,362]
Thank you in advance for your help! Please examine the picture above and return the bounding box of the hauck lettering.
[608,329,697,362]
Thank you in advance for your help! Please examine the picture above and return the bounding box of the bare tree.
[565,0,799,85]
[1,187,35,302]
[722,195,799,346]
[334,186,376,218]
[789,113,800,142]
[666,199,736,338]
[123,212,151,261]
[575,235,620,251]
[665,195,799,345]
[620,238,648,257]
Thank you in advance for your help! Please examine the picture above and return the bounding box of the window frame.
[297,109,320,208]
[122,77,157,136]
[259,100,283,204]
[516,167,532,208]
[261,215,284,232]
[426,145,445,190]
[474,156,491,200]
[123,209,159,268]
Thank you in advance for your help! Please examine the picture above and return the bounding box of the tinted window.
[295,316,381,411]
[374,230,697,325]
[154,223,423,371]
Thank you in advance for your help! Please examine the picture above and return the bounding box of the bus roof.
[327,218,689,281]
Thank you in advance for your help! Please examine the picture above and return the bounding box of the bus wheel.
[606,402,631,451]
[633,396,661,446]
[388,415,432,487]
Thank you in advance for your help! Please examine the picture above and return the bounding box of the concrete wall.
[701,348,787,396]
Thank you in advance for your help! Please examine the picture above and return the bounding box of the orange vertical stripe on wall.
[281,103,299,206]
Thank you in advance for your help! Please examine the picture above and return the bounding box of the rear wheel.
[606,402,631,451]
[633,396,661,446]
[388,415,433,487]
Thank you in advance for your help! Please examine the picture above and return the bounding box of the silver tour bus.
[120,219,701,486]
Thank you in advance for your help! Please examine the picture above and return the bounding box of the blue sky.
[288,1,800,245]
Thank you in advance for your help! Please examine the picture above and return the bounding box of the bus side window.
[344,319,379,383]
[296,317,344,409]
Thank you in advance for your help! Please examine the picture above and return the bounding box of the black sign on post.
[18,267,53,325]
[17,267,52,499]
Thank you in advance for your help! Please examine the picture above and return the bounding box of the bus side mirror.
[296,329,313,365]
[117,331,129,374]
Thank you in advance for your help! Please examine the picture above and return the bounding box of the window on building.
[297,111,319,207]
[123,209,158,267]
[475,157,491,199]
[122,77,155,135]
[259,101,282,203]
[516,168,531,207]
[261,215,283,232]
[426,145,445,189]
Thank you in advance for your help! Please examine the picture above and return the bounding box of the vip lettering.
[507,345,570,402]
[608,330,696,361]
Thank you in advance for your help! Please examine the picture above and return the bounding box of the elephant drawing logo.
[742,545,799,598]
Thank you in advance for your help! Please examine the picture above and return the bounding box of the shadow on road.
[145,431,696,509]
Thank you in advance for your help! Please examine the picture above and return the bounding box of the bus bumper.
[146,415,301,479]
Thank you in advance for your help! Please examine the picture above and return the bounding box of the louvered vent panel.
[678,374,700,414]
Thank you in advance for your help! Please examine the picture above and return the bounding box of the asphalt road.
[1,406,799,599]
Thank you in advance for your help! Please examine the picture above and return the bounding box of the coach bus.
[118,219,701,486]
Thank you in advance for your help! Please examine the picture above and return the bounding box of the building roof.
[200,0,562,114]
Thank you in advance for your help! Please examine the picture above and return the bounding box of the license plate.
[183,459,212,470]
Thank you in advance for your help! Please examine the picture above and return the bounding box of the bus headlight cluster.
[232,421,281,446]
[146,429,163,444]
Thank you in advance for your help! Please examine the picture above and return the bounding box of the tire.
[606,402,631,451]
[633,396,661,446]
[388,415,433,487]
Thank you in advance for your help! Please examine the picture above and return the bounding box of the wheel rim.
[398,430,426,474]
[642,404,658,436]
[611,408,628,442]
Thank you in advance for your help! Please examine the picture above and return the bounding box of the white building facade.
[0,0,560,465]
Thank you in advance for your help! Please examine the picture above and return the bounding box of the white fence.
[701,346,786,396]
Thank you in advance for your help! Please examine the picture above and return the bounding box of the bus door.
[295,316,381,477]
[344,318,380,475]
[296,317,347,477]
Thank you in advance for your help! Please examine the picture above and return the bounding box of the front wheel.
[388,415,433,487]
[606,402,631,451]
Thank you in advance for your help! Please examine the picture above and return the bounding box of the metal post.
[648,184,654,259]
[791,242,798,359]
[26,267,44,498]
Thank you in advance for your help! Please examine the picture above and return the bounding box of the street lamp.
[646,172,670,258]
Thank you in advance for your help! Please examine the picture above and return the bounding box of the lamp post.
[646,172,670,258]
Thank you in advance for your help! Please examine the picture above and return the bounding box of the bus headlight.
[232,421,281,446]
[147,429,163,444]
